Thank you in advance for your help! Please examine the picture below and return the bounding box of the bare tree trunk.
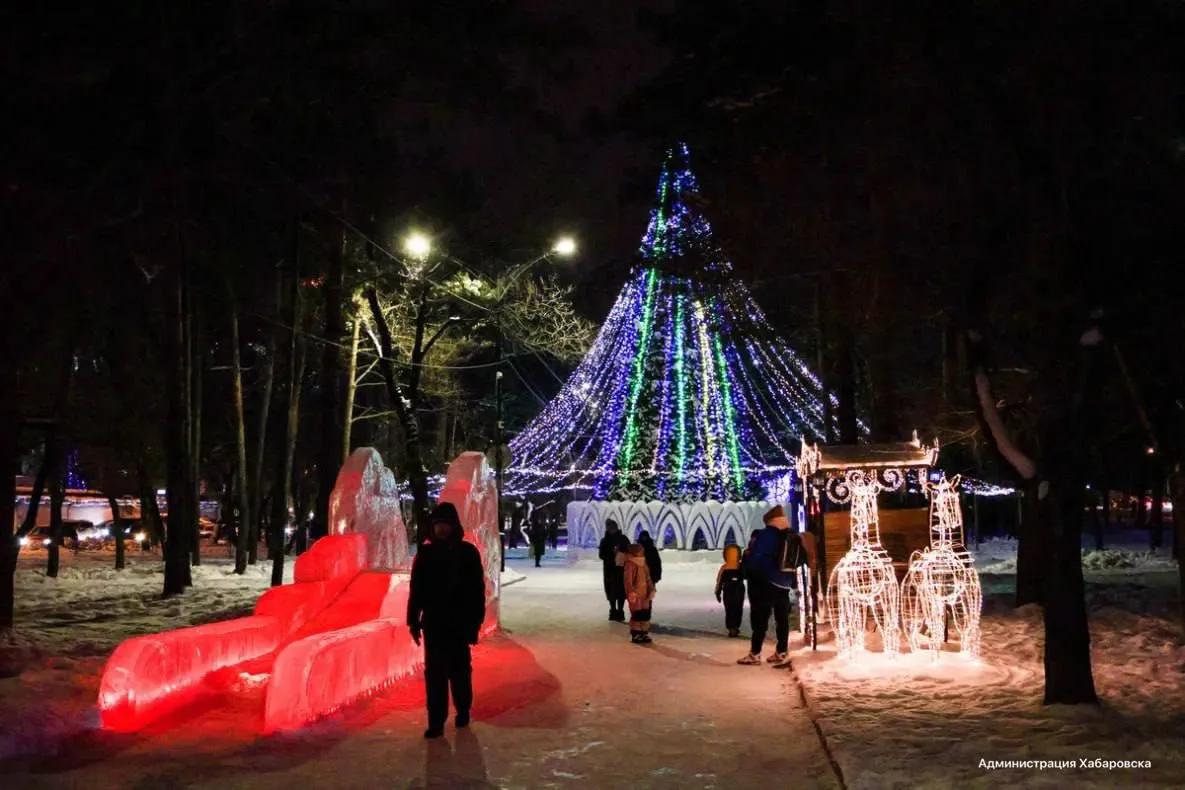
[0,403,18,632]
[251,315,276,566]
[365,287,431,544]
[814,277,832,442]
[967,332,1044,606]
[229,296,252,574]
[1040,322,1104,706]
[189,302,203,567]
[163,260,192,597]
[106,494,126,571]
[46,463,64,578]
[271,242,304,586]
[833,276,858,444]
[312,217,346,542]
[1150,464,1165,550]
[1097,474,1109,551]
[342,303,361,464]
[137,459,165,548]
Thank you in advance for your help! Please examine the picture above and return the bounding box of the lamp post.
[492,236,576,571]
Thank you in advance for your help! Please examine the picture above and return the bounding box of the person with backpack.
[736,505,799,666]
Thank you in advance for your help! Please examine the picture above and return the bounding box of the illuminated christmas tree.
[508,143,831,502]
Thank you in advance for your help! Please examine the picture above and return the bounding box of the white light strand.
[901,475,983,661]
[825,472,901,659]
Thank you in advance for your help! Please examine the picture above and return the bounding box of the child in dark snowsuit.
[715,544,746,637]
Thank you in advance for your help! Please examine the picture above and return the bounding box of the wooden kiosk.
[797,434,939,649]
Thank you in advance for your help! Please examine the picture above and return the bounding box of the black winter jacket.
[598,532,630,570]
[639,536,662,584]
[407,535,486,642]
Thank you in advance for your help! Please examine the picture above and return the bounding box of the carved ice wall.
[329,447,409,571]
[566,500,792,550]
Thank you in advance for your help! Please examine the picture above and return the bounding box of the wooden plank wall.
[822,507,931,581]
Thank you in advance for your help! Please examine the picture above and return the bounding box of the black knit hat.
[429,502,464,539]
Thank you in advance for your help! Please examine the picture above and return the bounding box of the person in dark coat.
[737,506,796,666]
[598,519,630,621]
[528,505,548,567]
[638,530,662,584]
[407,502,486,739]
[508,500,524,549]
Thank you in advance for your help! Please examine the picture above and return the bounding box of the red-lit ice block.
[99,615,282,732]
[98,534,368,732]
[264,576,419,732]
[264,618,421,733]
[98,449,503,734]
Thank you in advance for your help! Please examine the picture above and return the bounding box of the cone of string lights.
[901,475,982,660]
[506,143,833,503]
[825,472,901,659]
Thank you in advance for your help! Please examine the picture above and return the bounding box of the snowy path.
[2,556,840,789]
[5,542,1182,788]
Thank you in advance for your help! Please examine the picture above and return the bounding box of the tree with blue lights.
[509,144,832,502]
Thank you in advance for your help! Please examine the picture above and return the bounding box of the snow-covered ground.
[796,537,1185,789]
[1,538,1182,788]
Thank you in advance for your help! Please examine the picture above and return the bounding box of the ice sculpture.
[438,451,501,636]
[99,449,503,733]
[329,447,410,570]
[825,472,901,659]
[901,475,982,660]
[263,572,415,733]
[98,615,284,731]
[99,532,422,732]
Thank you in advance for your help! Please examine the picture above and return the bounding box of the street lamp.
[403,231,432,261]
[552,236,577,257]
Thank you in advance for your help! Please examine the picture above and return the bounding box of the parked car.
[94,519,154,551]
[18,522,82,550]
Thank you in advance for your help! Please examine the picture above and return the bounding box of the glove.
[410,624,421,646]
[715,591,722,603]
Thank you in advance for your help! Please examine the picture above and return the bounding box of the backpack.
[779,530,810,572]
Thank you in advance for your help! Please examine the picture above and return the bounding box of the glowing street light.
[552,236,577,257]
[403,231,432,261]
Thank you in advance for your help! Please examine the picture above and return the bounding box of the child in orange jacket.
[623,544,655,644]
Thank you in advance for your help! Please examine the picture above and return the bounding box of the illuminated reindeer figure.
[901,475,982,660]
[825,472,900,659]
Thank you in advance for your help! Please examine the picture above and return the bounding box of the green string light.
[714,333,746,494]
[674,294,688,487]
[617,268,660,472]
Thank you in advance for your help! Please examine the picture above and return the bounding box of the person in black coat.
[407,502,486,739]
[598,519,630,621]
[528,504,548,567]
[638,530,662,584]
